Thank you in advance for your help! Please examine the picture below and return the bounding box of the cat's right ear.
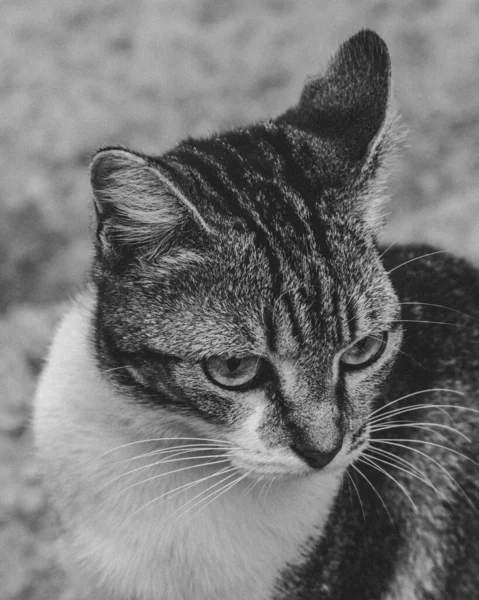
[90,148,210,262]
[277,30,393,168]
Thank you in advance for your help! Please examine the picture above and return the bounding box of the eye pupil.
[226,358,241,372]
[356,339,369,351]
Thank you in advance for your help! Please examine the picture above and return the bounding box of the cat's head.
[90,30,402,479]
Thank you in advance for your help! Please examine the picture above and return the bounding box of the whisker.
[99,365,131,375]
[183,471,251,527]
[258,479,268,501]
[350,462,393,524]
[88,437,233,465]
[370,403,452,425]
[160,470,242,529]
[370,403,477,426]
[99,444,237,472]
[369,388,465,419]
[370,421,471,443]
[99,452,232,493]
[263,477,275,502]
[372,438,479,468]
[358,455,418,513]
[368,333,425,369]
[371,423,452,444]
[398,301,478,322]
[156,466,236,507]
[391,319,474,331]
[98,459,232,507]
[363,449,448,503]
[367,445,452,493]
[379,241,396,259]
[237,474,261,503]
[387,250,447,274]
[367,446,428,479]
[346,468,365,520]
[345,471,354,506]
[123,466,237,524]
[369,439,478,513]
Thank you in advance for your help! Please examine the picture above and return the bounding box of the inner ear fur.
[90,148,208,261]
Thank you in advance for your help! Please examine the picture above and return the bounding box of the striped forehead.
[159,128,383,349]
[166,127,334,251]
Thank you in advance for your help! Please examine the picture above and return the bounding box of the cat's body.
[34,31,479,600]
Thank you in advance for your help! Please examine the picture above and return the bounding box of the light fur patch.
[382,533,446,600]
[34,293,342,600]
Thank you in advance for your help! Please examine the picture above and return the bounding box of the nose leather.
[292,443,342,469]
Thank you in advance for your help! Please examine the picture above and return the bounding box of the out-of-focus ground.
[1,0,478,598]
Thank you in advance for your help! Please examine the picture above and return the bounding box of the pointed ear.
[277,30,393,165]
[90,148,209,261]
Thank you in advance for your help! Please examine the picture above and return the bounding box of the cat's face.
[91,31,402,479]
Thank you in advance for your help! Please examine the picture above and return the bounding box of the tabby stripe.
[345,296,359,341]
[254,135,315,247]
[264,127,343,343]
[261,125,348,342]
[261,126,332,261]
[210,138,308,343]
[196,134,311,256]
[172,146,294,349]
[350,423,367,449]
[232,134,313,248]
[215,146,306,346]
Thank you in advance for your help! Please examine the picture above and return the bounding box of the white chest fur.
[34,295,340,600]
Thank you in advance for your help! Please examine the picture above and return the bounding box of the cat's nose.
[291,443,342,470]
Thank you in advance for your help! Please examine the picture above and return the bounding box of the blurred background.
[1,0,478,598]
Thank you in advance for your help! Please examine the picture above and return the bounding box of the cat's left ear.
[90,148,210,262]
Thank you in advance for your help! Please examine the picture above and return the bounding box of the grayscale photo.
[1,1,479,599]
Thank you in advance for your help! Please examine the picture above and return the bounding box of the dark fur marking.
[172,144,306,348]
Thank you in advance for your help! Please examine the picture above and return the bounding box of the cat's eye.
[340,332,387,369]
[204,356,265,390]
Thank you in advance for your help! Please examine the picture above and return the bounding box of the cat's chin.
[230,457,332,480]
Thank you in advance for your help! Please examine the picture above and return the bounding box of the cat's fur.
[34,30,479,600]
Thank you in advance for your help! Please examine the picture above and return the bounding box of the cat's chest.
[35,300,341,599]
[73,464,339,600]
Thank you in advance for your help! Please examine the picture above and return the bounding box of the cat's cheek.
[187,390,303,475]
[183,387,247,427]
[339,353,400,452]
[224,399,307,477]
[342,374,385,425]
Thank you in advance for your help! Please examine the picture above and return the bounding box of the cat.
[33,29,479,600]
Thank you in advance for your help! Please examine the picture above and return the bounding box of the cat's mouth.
[225,426,370,480]
[229,447,347,479]
[231,457,311,479]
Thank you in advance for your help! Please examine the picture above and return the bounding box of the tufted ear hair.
[277,30,393,167]
[90,148,209,262]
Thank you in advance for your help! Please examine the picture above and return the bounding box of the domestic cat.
[34,30,479,600]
